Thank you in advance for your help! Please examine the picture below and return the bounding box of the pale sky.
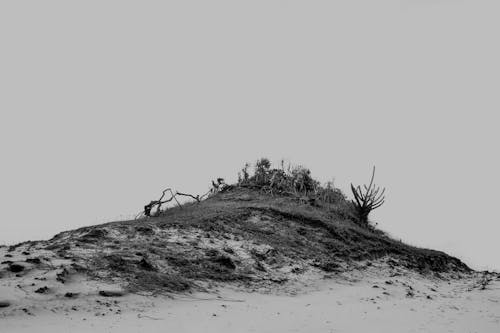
[1,1,499,271]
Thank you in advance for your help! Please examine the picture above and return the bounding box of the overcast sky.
[1,1,498,271]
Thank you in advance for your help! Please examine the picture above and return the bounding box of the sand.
[1,269,499,333]
[1,227,498,333]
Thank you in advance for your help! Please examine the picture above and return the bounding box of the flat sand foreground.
[1,274,499,333]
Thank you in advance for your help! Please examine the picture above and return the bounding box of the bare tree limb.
[140,178,228,218]
[176,191,201,202]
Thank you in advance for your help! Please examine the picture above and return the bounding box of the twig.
[137,314,164,320]
[176,192,201,202]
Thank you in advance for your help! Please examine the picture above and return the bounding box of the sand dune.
[1,240,498,332]
[1,187,498,332]
[2,274,499,332]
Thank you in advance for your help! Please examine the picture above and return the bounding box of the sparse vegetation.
[237,159,342,203]
[1,160,471,298]
[234,159,367,226]
[73,183,469,294]
[140,158,384,228]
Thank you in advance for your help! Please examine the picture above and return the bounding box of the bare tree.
[350,166,385,224]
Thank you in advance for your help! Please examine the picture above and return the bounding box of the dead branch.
[143,188,181,217]
[176,192,201,202]
[139,178,228,219]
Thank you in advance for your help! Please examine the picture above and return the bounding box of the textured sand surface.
[2,270,499,333]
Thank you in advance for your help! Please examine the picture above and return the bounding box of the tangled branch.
[143,188,180,217]
[137,179,228,219]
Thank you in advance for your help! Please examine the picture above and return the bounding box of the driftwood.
[143,188,180,217]
[350,166,385,224]
[176,192,201,203]
[138,179,227,219]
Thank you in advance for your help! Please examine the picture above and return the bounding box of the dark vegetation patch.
[8,264,25,273]
[98,290,125,297]
[101,254,134,273]
[135,226,155,236]
[56,268,70,283]
[34,286,49,294]
[0,301,11,308]
[86,253,195,293]
[64,292,79,298]
[127,271,192,294]
[211,255,236,270]
[25,258,42,264]
[79,228,108,243]
[164,255,190,267]
[7,241,33,253]
[312,260,341,272]
[138,257,157,271]
[44,242,70,251]
[169,250,247,282]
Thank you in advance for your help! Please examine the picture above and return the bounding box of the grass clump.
[235,158,386,228]
[235,158,363,223]
[237,158,342,202]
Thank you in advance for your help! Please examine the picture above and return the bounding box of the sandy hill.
[1,186,472,296]
[2,176,500,332]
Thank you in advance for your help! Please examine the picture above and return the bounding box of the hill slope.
[1,187,471,298]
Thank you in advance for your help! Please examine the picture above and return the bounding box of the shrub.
[290,165,318,194]
[239,163,250,183]
[254,158,271,185]
[237,158,351,210]
[350,166,385,225]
